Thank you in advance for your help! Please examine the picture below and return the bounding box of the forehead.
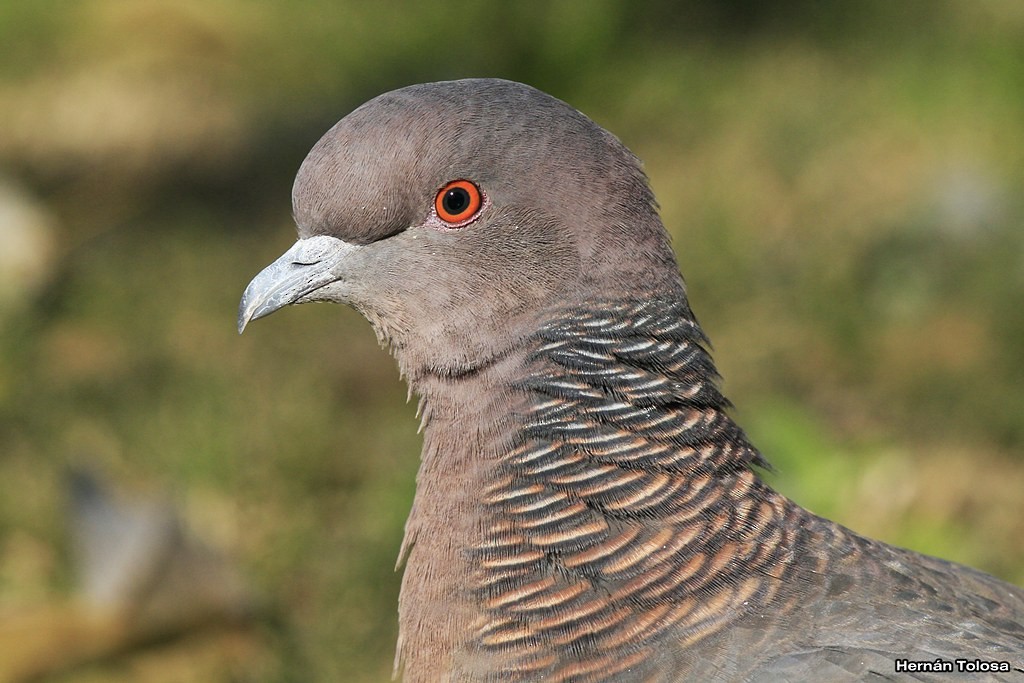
[327,79,599,162]
[290,80,632,242]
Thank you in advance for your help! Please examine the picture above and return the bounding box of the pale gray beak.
[238,235,359,333]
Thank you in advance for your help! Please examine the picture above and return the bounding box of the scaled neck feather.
[395,297,803,682]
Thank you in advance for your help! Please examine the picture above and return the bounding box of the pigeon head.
[239,79,684,378]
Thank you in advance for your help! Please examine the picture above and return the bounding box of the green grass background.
[1,1,1022,680]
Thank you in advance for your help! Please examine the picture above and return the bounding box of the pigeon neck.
[396,297,801,680]
[393,351,530,681]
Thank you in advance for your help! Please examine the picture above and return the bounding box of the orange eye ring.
[434,180,483,225]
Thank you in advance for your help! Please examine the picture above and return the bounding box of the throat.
[395,298,794,681]
[393,352,530,681]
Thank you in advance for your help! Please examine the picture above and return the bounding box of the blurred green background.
[1,1,1022,681]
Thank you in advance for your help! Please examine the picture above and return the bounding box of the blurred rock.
[0,179,56,315]
[930,162,1005,242]
[0,469,256,683]
[69,469,254,628]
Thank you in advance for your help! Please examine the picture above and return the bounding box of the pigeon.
[238,79,1024,682]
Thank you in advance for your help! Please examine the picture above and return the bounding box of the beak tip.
[237,284,265,335]
[237,295,264,335]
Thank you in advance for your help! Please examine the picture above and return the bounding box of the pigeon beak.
[238,235,360,333]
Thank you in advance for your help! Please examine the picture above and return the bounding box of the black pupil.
[443,187,470,215]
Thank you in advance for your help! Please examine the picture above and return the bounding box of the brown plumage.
[239,79,1024,681]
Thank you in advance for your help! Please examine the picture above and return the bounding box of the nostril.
[291,236,341,264]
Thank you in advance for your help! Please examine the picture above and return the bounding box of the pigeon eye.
[435,180,483,225]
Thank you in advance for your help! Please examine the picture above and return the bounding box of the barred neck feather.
[519,298,769,474]
[456,298,806,680]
